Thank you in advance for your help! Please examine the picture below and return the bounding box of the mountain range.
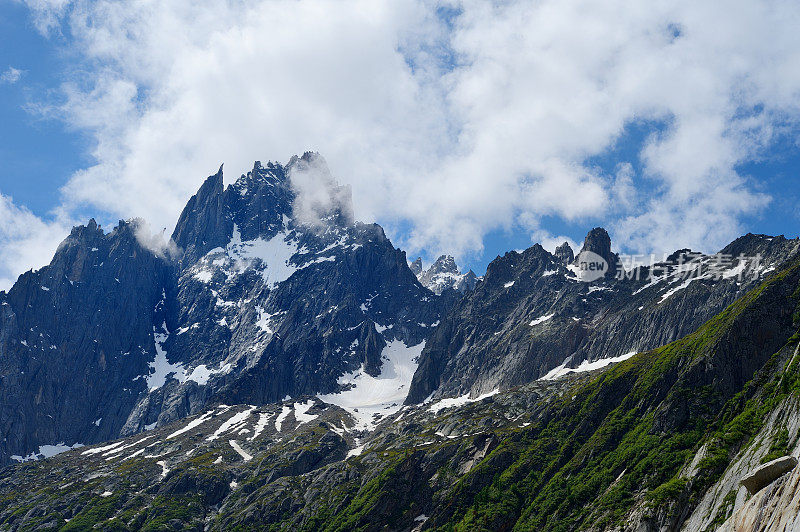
[0,153,798,531]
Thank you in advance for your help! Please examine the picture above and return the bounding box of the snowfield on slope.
[319,339,425,430]
[541,350,638,380]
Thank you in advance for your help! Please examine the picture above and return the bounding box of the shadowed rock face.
[409,257,423,276]
[0,219,174,465]
[0,154,447,466]
[171,165,231,267]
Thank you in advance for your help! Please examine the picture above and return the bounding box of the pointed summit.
[287,152,354,228]
[409,257,423,276]
[573,227,619,279]
[554,241,574,264]
[415,255,476,294]
[428,255,459,275]
[171,166,229,264]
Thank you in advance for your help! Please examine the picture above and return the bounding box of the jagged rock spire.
[409,257,423,276]
[574,227,620,278]
[554,242,574,264]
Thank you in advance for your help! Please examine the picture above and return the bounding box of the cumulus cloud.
[0,195,73,289]
[4,0,800,285]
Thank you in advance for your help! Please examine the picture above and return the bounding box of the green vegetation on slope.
[428,259,800,531]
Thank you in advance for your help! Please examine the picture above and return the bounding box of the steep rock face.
[0,153,445,465]
[406,229,800,403]
[574,226,619,278]
[0,220,174,465]
[167,218,437,397]
[123,154,441,433]
[171,165,230,266]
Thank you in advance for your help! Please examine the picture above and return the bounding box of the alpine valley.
[1,153,800,531]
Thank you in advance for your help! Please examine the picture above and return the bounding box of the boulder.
[740,455,798,495]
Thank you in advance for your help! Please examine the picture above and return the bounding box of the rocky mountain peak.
[414,255,477,295]
[286,152,354,229]
[171,166,229,265]
[430,255,459,275]
[409,257,423,276]
[578,227,611,256]
[573,227,619,277]
[171,154,353,266]
[554,241,574,264]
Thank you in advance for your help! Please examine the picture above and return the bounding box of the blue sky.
[0,0,799,287]
[0,2,88,213]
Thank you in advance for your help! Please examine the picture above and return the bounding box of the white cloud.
[0,195,73,290]
[18,0,72,34]
[5,0,800,286]
[288,154,354,230]
[1,67,23,84]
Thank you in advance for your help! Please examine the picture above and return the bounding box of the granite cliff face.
[0,219,174,465]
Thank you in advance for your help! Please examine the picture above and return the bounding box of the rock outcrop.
[741,456,797,495]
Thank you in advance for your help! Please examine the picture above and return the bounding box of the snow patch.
[157,460,169,479]
[255,305,275,333]
[249,412,272,441]
[147,323,185,391]
[229,440,252,461]
[147,323,231,389]
[207,407,256,442]
[185,363,232,386]
[193,269,213,283]
[319,340,425,430]
[12,442,84,462]
[293,400,318,424]
[541,351,638,380]
[227,224,299,289]
[428,389,499,414]
[274,405,292,432]
[83,441,125,456]
[347,444,366,458]
[166,410,216,439]
[530,313,555,326]
[658,277,700,304]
